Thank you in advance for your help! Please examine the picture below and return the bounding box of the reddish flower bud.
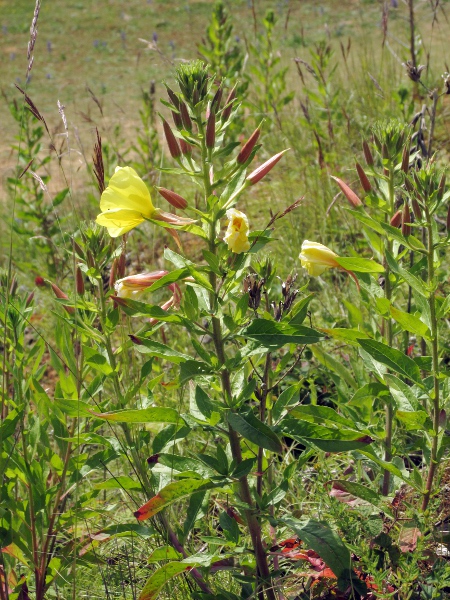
[72,238,84,258]
[222,85,236,121]
[247,149,289,185]
[355,162,371,193]
[411,197,422,221]
[162,119,181,159]
[178,139,190,156]
[35,276,45,287]
[331,176,363,208]
[206,110,216,148]
[50,283,74,314]
[237,125,261,165]
[156,187,188,210]
[76,267,85,295]
[402,202,411,237]
[109,258,117,289]
[26,291,35,307]
[211,85,223,111]
[401,144,410,174]
[390,210,402,228]
[438,172,446,201]
[362,140,374,166]
[172,110,183,130]
[180,102,192,131]
[118,253,126,278]
[166,86,180,110]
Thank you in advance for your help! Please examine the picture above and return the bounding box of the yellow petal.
[99,166,154,217]
[96,208,146,237]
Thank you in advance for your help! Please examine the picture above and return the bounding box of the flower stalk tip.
[156,187,188,210]
[162,118,182,159]
[331,176,363,208]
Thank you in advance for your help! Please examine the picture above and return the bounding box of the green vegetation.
[1,1,450,599]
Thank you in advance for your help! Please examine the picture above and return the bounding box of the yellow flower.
[96,166,156,237]
[96,167,197,238]
[224,208,250,253]
[114,270,169,299]
[299,240,340,276]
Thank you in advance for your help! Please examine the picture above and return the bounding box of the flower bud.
[411,197,422,221]
[331,176,363,208]
[438,173,446,201]
[179,139,192,155]
[76,267,85,295]
[35,276,45,287]
[9,276,18,296]
[206,110,215,148]
[402,202,411,237]
[72,238,84,259]
[50,282,74,314]
[109,258,118,289]
[211,85,223,111]
[362,140,374,166]
[118,253,126,278]
[390,210,402,228]
[247,149,289,185]
[166,86,180,110]
[162,118,181,159]
[156,187,188,210]
[222,85,236,121]
[180,102,192,131]
[401,144,410,174]
[26,291,35,307]
[237,125,261,165]
[172,110,183,130]
[355,162,371,193]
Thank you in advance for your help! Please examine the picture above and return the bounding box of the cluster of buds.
[243,274,265,311]
[272,274,299,321]
[402,60,426,83]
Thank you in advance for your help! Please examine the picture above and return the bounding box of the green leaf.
[90,407,183,424]
[134,479,224,521]
[179,359,214,383]
[83,346,114,376]
[95,476,142,491]
[390,306,429,338]
[290,405,357,429]
[380,222,426,251]
[272,384,300,422]
[228,411,283,454]
[281,418,373,452]
[138,561,192,600]
[241,319,322,349]
[288,294,315,325]
[345,208,385,235]
[328,480,390,514]
[311,346,358,389]
[147,546,183,563]
[385,249,428,297]
[357,338,423,385]
[115,299,184,323]
[335,257,384,273]
[320,327,370,346]
[131,337,191,364]
[283,518,367,594]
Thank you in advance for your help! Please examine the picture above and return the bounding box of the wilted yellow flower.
[97,166,196,238]
[114,271,169,299]
[224,208,250,253]
[299,240,340,276]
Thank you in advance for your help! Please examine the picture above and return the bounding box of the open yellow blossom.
[96,166,196,238]
[299,240,340,276]
[224,208,250,253]
[96,166,156,237]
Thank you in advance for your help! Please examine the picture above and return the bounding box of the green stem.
[382,166,395,496]
[422,211,440,511]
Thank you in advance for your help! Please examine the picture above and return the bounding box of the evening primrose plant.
[88,61,388,600]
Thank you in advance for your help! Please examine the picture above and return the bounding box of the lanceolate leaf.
[328,480,391,515]
[357,338,423,385]
[335,257,384,273]
[311,346,358,389]
[281,418,373,452]
[228,411,283,454]
[241,319,322,349]
[283,518,367,594]
[134,479,223,521]
[138,562,192,600]
[90,407,183,424]
[130,337,191,364]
